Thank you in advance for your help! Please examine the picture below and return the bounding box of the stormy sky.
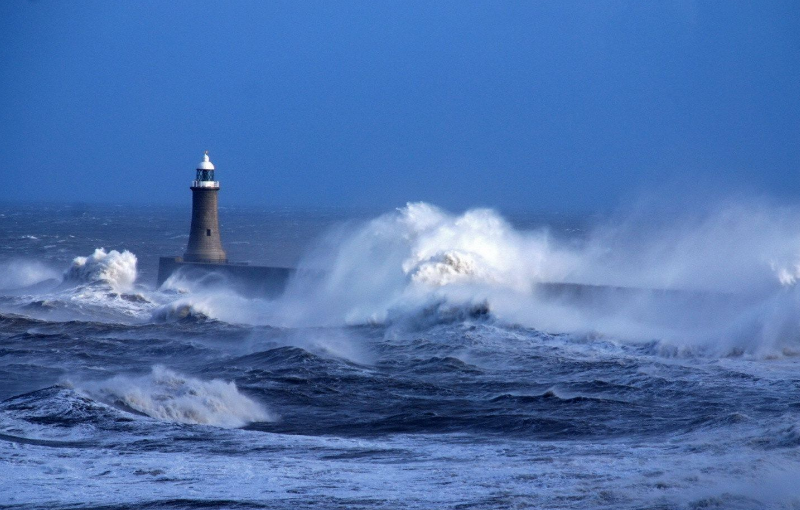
[1,0,798,212]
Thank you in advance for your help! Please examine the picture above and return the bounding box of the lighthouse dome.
[197,151,215,170]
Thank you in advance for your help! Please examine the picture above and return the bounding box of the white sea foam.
[63,248,137,291]
[81,366,274,428]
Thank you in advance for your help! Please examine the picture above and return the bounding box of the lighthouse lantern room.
[193,151,219,188]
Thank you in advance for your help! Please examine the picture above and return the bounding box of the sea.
[2,201,800,509]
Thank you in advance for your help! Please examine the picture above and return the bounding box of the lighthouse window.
[196,170,215,181]
[206,229,211,236]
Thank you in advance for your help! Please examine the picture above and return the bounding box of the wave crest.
[151,299,212,322]
[81,366,274,428]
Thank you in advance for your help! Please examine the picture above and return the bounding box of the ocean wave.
[79,366,275,428]
[10,205,800,359]
[151,299,213,322]
[0,385,130,442]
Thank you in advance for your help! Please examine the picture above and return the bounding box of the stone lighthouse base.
[157,257,293,298]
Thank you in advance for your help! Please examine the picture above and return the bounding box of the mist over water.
[2,201,800,509]
[0,260,59,291]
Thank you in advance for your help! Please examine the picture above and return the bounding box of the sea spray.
[151,287,272,324]
[269,202,570,326]
[262,201,800,356]
[0,259,59,290]
[63,248,137,291]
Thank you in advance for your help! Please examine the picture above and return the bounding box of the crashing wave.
[272,203,557,327]
[407,250,496,287]
[398,204,552,292]
[0,249,152,323]
[265,202,800,358]
[151,299,212,322]
[63,248,137,291]
[80,366,274,428]
[384,298,491,329]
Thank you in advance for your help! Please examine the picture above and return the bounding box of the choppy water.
[2,202,800,509]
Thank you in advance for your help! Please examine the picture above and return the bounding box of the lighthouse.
[157,151,292,295]
[183,151,227,263]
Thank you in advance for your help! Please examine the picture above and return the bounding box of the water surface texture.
[2,203,800,509]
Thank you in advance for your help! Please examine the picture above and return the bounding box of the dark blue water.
[1,203,800,509]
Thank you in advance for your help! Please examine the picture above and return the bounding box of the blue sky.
[1,0,798,212]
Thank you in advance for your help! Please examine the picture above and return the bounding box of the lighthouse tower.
[157,151,293,293]
[183,151,227,263]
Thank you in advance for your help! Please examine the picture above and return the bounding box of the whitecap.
[80,366,275,428]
